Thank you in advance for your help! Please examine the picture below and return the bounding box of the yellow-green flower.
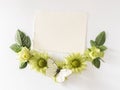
[18,47,31,61]
[65,53,86,73]
[29,50,49,74]
[84,49,92,61]
[84,46,104,61]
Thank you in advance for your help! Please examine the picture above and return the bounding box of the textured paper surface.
[33,12,87,53]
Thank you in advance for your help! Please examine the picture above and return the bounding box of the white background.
[0,0,120,90]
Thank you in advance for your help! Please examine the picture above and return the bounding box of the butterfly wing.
[56,69,72,83]
[46,59,58,78]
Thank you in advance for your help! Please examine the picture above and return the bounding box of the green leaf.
[15,30,26,46]
[15,30,31,49]
[90,40,97,46]
[98,45,107,51]
[95,31,106,46]
[92,58,100,68]
[10,43,21,53]
[19,62,27,69]
[22,36,31,49]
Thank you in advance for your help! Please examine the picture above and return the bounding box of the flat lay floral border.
[10,30,107,83]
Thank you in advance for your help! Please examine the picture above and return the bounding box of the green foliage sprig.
[10,30,31,69]
[90,31,107,68]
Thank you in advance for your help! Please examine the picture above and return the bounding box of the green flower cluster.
[10,30,107,82]
[18,47,31,62]
[84,46,104,61]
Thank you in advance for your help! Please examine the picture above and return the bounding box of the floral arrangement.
[10,30,107,83]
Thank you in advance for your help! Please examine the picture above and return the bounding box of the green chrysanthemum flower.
[65,53,86,73]
[84,46,104,61]
[29,50,50,74]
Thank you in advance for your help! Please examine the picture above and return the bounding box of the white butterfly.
[46,59,60,78]
[46,59,72,82]
[55,69,72,83]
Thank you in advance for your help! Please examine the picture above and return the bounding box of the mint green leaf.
[22,36,31,49]
[95,31,106,46]
[19,62,27,69]
[98,45,107,51]
[90,40,97,46]
[15,30,26,46]
[15,30,31,49]
[92,58,100,68]
[10,43,21,53]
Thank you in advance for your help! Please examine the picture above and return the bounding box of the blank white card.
[33,12,87,53]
